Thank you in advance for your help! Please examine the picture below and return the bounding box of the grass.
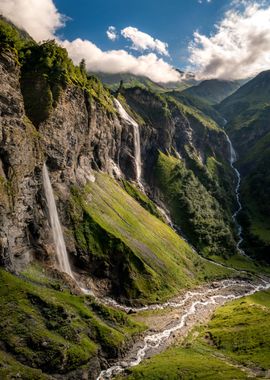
[117,344,246,380]
[118,289,270,379]
[154,152,236,258]
[69,172,235,305]
[206,290,270,370]
[0,268,144,376]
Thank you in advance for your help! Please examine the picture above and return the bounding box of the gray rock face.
[0,50,231,273]
[0,50,138,271]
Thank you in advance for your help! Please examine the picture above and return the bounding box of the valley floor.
[98,277,270,379]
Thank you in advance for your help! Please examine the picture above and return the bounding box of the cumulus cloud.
[106,26,117,41]
[188,1,270,79]
[0,0,179,83]
[62,38,180,83]
[0,0,65,41]
[121,27,169,56]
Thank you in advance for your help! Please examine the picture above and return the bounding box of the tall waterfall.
[42,164,74,278]
[225,134,246,255]
[114,99,142,182]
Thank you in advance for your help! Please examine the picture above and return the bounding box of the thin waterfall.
[42,163,74,278]
[225,133,247,256]
[114,99,142,182]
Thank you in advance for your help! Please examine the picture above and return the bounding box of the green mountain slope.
[70,172,233,304]
[218,70,270,120]
[181,79,241,105]
[217,71,270,261]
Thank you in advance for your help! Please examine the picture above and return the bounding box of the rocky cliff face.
[0,43,237,275]
[0,49,137,273]
[0,19,247,379]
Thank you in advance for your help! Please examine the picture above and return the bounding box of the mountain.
[181,79,242,105]
[0,17,270,380]
[218,70,270,120]
[94,71,194,92]
[218,70,270,260]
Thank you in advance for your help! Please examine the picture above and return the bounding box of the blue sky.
[1,0,270,81]
[54,0,229,69]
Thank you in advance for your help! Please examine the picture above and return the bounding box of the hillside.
[181,79,241,105]
[218,71,270,260]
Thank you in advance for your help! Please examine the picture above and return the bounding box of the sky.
[1,0,270,82]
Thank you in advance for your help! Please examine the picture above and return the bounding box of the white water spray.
[42,164,74,278]
[225,133,247,256]
[114,99,142,182]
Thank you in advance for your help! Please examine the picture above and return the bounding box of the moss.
[0,268,143,375]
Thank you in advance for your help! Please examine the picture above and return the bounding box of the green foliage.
[0,18,31,54]
[154,152,236,257]
[0,268,143,376]
[69,172,234,304]
[0,19,115,125]
[167,90,225,125]
[220,72,270,260]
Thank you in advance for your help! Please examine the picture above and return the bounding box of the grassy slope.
[0,267,144,378]
[118,290,270,379]
[70,172,234,304]
[167,90,225,125]
[181,79,241,105]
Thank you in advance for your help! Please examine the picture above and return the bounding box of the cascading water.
[97,278,270,380]
[114,99,142,182]
[225,133,247,256]
[42,163,74,278]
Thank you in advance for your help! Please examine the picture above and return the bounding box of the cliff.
[0,19,240,378]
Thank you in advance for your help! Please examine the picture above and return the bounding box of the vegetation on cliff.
[0,268,144,378]
[118,289,270,379]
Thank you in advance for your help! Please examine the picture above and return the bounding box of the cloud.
[62,38,180,83]
[0,0,65,41]
[188,1,270,79]
[0,0,179,83]
[106,26,117,41]
[121,26,169,56]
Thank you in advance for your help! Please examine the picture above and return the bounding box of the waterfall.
[114,99,142,182]
[42,163,74,278]
[225,133,247,256]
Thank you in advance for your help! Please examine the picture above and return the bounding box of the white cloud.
[0,0,179,83]
[188,1,270,79]
[106,26,117,41]
[62,38,180,83]
[121,26,169,56]
[0,0,65,41]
